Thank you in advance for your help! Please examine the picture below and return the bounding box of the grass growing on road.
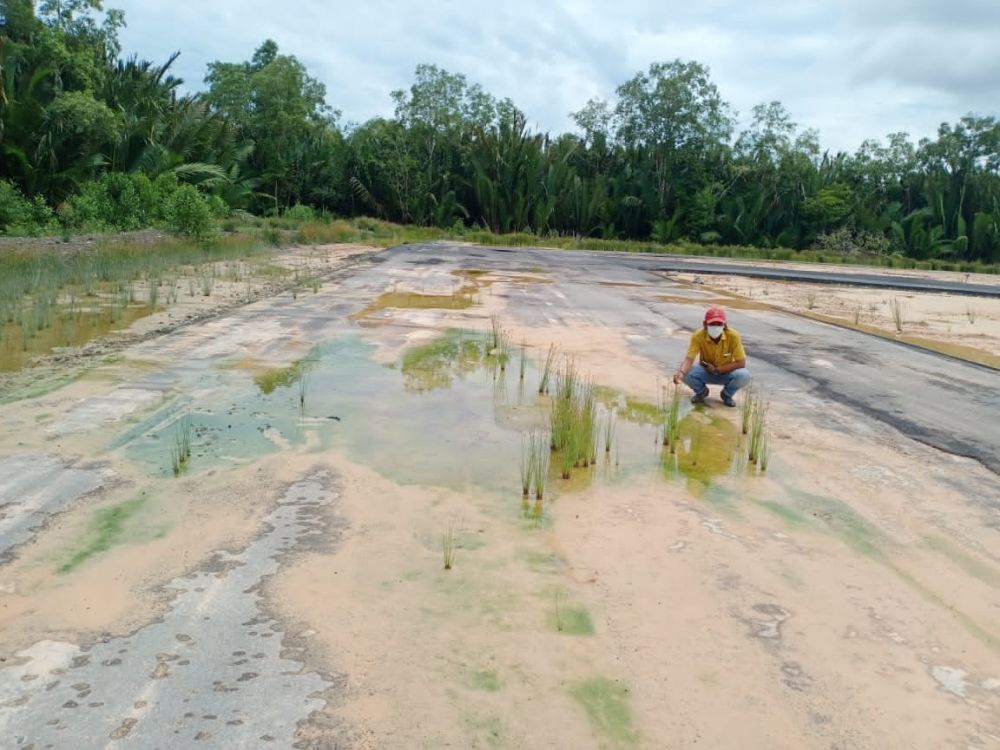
[538,344,557,394]
[571,677,639,750]
[59,495,147,573]
[661,384,682,453]
[442,519,461,570]
[890,298,905,332]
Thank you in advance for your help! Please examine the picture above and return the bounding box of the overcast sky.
[106,0,1000,153]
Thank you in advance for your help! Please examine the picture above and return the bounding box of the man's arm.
[673,356,694,384]
[714,358,746,374]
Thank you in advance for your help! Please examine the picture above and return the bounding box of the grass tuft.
[890,298,905,333]
[442,519,461,570]
[538,344,557,394]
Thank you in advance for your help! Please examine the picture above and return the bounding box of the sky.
[105,0,1000,153]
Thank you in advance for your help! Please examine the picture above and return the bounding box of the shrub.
[207,194,229,218]
[61,173,159,231]
[166,185,216,241]
[0,180,54,234]
[283,204,315,223]
[814,227,891,257]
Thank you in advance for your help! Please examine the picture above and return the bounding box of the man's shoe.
[720,391,736,407]
[691,388,709,404]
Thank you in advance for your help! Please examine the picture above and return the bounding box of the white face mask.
[706,325,725,339]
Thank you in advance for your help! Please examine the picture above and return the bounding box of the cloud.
[106,0,999,152]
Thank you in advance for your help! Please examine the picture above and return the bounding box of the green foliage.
[283,203,315,222]
[2,0,999,267]
[60,172,156,230]
[165,184,216,241]
[813,227,891,256]
[0,180,55,233]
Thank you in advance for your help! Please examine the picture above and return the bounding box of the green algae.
[59,494,148,573]
[467,669,501,692]
[787,489,889,559]
[549,605,595,635]
[571,677,639,749]
[755,498,809,526]
[923,534,1000,588]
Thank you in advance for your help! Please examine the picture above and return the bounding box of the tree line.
[2,0,999,263]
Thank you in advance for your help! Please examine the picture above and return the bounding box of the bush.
[0,180,54,234]
[814,227,891,257]
[61,173,159,231]
[165,185,216,241]
[207,194,229,219]
[296,220,356,244]
[283,204,315,223]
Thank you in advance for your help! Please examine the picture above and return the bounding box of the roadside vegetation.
[2,2,999,273]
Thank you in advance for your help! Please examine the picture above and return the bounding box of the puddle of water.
[400,330,494,392]
[114,332,762,512]
[663,410,743,491]
[0,303,153,372]
[252,362,306,395]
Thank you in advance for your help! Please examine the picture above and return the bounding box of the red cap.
[704,307,727,325]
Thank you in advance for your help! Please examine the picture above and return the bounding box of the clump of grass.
[660,383,682,453]
[806,291,817,310]
[538,344,557,394]
[890,298,905,332]
[171,414,193,476]
[758,433,771,472]
[519,340,527,381]
[522,431,550,521]
[199,269,216,297]
[747,397,770,469]
[147,274,160,310]
[442,519,461,570]
[489,313,502,351]
[603,409,616,454]
[966,306,976,324]
[549,361,598,478]
[740,385,757,435]
[165,276,179,305]
[520,433,536,498]
[853,303,862,325]
[498,331,511,372]
[296,358,317,410]
[532,432,549,501]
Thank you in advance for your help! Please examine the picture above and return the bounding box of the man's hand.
[673,370,684,385]
[704,362,718,375]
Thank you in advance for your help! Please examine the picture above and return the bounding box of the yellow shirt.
[686,327,746,368]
